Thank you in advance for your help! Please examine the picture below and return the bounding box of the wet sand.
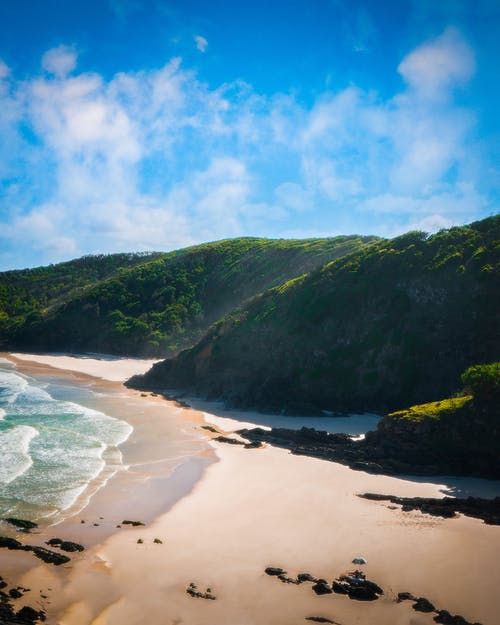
[2,353,500,625]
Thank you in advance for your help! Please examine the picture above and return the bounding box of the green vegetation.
[133,215,499,413]
[0,235,375,356]
[388,395,473,423]
[373,363,500,477]
[461,362,500,399]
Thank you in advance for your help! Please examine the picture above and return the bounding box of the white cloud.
[194,35,208,53]
[41,45,78,78]
[0,28,493,268]
[398,27,475,100]
[0,60,9,80]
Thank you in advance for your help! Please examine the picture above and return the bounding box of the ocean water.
[0,359,133,521]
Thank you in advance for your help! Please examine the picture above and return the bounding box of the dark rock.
[277,574,300,584]
[244,441,263,449]
[3,518,38,532]
[349,461,384,473]
[413,597,436,612]
[153,538,163,544]
[58,541,84,552]
[16,606,46,623]
[348,586,378,601]
[305,618,334,623]
[214,435,245,446]
[264,567,286,576]
[433,610,481,625]
[297,573,318,583]
[362,579,384,595]
[9,588,23,599]
[0,580,7,589]
[122,520,145,526]
[332,581,350,595]
[46,538,63,546]
[201,425,218,433]
[312,582,332,595]
[186,584,216,600]
[0,536,23,549]
[358,493,500,525]
[397,591,416,602]
[31,546,70,565]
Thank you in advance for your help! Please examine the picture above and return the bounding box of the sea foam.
[0,364,133,520]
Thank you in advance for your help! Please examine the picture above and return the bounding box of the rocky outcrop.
[236,399,500,480]
[46,538,85,552]
[358,494,500,525]
[0,536,71,565]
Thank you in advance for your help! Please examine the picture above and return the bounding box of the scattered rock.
[352,557,367,565]
[298,573,318,583]
[153,538,163,544]
[186,583,216,600]
[201,425,218,433]
[264,567,286,576]
[335,574,383,601]
[122,520,145,526]
[2,518,38,532]
[17,605,46,623]
[305,618,335,623]
[348,586,378,601]
[332,581,350,595]
[413,597,436,613]
[359,493,500,525]
[0,536,24,550]
[214,435,245,446]
[278,574,301,584]
[312,582,333,595]
[397,591,416,602]
[46,538,84,552]
[137,539,143,544]
[31,546,70,566]
[434,610,482,625]
[9,588,23,599]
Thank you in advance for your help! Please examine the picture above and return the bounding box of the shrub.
[461,363,500,399]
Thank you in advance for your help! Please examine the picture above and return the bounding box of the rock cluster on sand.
[0,536,70,565]
[359,493,500,525]
[265,566,383,602]
[2,519,38,533]
[186,582,216,600]
[46,538,84,552]
[397,592,483,624]
[0,574,45,624]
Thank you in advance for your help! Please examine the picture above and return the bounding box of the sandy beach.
[1,353,500,625]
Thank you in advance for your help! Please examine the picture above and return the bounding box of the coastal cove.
[0,353,498,625]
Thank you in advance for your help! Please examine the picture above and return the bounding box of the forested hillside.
[0,236,375,356]
[130,216,500,413]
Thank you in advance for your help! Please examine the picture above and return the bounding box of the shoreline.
[1,353,500,625]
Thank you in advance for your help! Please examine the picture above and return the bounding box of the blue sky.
[0,0,499,269]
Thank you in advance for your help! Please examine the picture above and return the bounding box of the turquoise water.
[0,358,132,521]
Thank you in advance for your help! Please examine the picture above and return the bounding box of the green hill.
[130,216,500,412]
[0,236,375,356]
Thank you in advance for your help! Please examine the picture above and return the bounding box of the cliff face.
[129,216,500,413]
